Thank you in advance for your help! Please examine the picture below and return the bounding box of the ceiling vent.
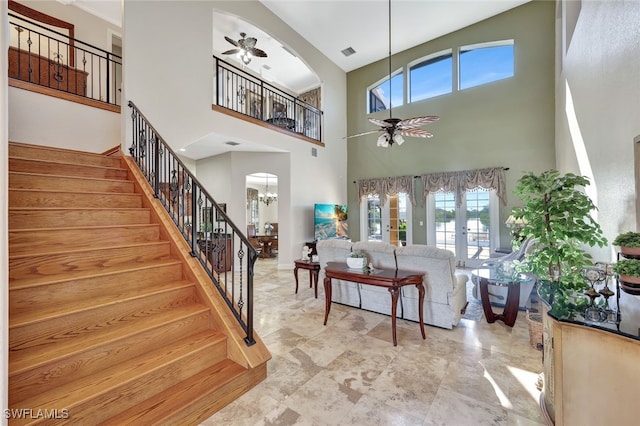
[341,47,356,57]
[225,141,240,146]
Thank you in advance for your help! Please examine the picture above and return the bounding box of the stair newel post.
[244,249,257,346]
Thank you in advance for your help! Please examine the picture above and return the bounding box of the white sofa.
[316,240,468,329]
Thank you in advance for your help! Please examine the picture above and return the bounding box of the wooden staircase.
[8,142,269,425]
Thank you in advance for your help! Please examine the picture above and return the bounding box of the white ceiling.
[65,0,530,159]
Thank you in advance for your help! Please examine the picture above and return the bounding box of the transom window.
[367,70,403,114]
[459,40,514,90]
[409,49,453,102]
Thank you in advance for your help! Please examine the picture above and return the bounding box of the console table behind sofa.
[316,240,468,329]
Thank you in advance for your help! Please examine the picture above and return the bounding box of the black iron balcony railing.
[9,13,122,107]
[214,56,322,142]
[128,101,258,346]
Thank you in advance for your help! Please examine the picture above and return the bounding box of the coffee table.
[323,261,425,346]
[472,267,534,327]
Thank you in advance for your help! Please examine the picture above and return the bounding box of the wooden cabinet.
[9,47,88,96]
[198,234,232,273]
[542,301,640,425]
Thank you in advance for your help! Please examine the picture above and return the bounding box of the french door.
[361,193,412,246]
[426,188,499,268]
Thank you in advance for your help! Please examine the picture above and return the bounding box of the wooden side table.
[472,268,534,327]
[294,259,320,298]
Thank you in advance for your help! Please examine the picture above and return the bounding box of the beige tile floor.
[202,258,546,426]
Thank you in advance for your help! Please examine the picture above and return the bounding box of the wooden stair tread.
[102,359,247,425]
[9,240,170,260]
[9,223,161,255]
[9,258,183,290]
[13,331,227,422]
[9,171,132,186]
[9,142,123,168]
[10,279,195,328]
[9,303,212,376]
[8,157,129,180]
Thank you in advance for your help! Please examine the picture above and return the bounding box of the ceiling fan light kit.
[346,0,439,147]
[222,32,268,66]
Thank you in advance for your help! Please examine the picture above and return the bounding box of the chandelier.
[259,174,278,206]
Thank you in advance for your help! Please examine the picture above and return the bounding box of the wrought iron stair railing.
[128,101,258,346]
[214,56,323,142]
[9,12,122,107]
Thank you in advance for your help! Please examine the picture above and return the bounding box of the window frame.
[366,67,404,114]
[458,39,515,91]
[408,48,453,103]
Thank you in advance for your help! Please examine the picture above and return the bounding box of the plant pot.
[620,246,640,258]
[346,257,365,269]
[619,274,640,295]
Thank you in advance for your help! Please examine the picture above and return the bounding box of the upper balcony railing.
[213,56,322,142]
[8,13,122,108]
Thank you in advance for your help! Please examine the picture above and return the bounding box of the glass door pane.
[464,189,491,266]
[434,192,456,254]
[365,195,382,241]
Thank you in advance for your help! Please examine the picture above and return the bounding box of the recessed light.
[178,148,186,152]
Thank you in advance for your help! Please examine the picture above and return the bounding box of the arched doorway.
[246,172,278,259]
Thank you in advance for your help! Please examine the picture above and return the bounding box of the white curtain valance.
[420,167,507,208]
[356,175,416,206]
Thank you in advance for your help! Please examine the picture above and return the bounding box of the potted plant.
[346,251,367,269]
[612,258,640,295]
[612,231,640,257]
[512,170,607,318]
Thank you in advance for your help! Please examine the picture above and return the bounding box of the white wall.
[9,88,120,152]
[124,1,348,269]
[7,0,122,151]
[555,0,640,260]
[1,1,9,422]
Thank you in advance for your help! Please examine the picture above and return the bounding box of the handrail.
[213,56,323,142]
[128,101,258,346]
[8,13,122,107]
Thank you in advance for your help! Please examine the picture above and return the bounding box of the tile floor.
[202,258,546,426]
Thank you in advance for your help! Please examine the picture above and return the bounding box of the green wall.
[346,0,555,247]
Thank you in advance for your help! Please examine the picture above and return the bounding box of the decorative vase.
[346,257,365,269]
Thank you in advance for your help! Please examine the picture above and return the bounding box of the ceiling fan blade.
[224,36,239,47]
[251,48,268,58]
[397,116,440,129]
[398,128,434,138]
[368,118,394,128]
[221,48,240,56]
[343,129,383,139]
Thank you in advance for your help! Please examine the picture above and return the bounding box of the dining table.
[257,233,278,258]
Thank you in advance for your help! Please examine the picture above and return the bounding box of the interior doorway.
[246,173,278,259]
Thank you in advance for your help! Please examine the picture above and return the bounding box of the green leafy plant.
[612,259,640,277]
[349,251,367,259]
[612,231,640,248]
[512,170,607,316]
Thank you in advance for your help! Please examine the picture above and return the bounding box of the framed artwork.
[272,100,287,118]
[247,90,263,119]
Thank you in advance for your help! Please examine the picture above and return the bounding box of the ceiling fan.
[345,0,440,147]
[222,32,268,65]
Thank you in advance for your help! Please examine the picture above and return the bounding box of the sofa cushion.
[395,245,458,305]
[315,239,353,268]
